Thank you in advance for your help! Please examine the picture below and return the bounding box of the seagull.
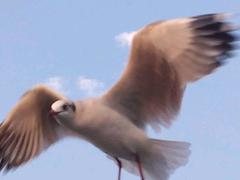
[0,13,238,180]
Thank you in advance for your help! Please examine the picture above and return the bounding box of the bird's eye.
[62,104,68,111]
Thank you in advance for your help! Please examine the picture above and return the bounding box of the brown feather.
[0,85,67,171]
[102,13,238,131]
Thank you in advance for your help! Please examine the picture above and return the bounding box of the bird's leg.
[115,157,122,180]
[135,154,145,180]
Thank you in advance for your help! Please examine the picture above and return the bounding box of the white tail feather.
[109,139,190,180]
[145,139,191,178]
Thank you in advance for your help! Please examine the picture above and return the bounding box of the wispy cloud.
[44,76,66,94]
[42,76,104,97]
[77,76,105,97]
[115,31,137,47]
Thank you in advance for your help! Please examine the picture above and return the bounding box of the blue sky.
[0,0,240,180]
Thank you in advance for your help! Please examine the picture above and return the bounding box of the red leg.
[135,155,145,180]
[115,157,122,180]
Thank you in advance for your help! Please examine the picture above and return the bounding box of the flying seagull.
[0,13,238,180]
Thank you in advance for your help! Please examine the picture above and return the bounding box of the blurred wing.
[0,85,67,171]
[102,13,238,130]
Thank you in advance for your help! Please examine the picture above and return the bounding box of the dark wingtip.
[191,13,235,28]
[0,158,7,172]
[191,13,233,20]
[191,13,239,48]
[188,13,239,69]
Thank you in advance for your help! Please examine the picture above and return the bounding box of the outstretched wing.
[0,85,67,171]
[102,13,238,130]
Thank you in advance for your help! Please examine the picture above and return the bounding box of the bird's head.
[49,100,76,125]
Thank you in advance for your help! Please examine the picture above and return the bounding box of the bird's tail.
[115,139,191,180]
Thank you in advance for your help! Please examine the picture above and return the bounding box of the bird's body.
[71,98,190,180]
[0,13,238,180]
[71,99,149,160]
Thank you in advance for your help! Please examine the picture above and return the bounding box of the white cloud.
[45,76,66,94]
[115,31,137,47]
[77,76,105,97]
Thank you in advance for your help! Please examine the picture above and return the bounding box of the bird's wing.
[102,13,238,130]
[0,85,67,171]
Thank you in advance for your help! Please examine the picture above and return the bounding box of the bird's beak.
[49,109,58,117]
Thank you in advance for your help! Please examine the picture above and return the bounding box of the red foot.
[115,157,122,180]
[135,155,145,180]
